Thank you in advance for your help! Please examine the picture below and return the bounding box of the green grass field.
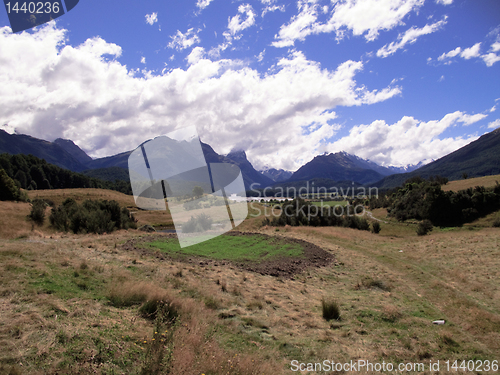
[142,233,304,262]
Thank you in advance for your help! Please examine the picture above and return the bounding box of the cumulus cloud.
[327,111,482,166]
[435,0,453,4]
[145,12,158,25]
[272,0,425,48]
[377,17,447,58]
[0,25,401,170]
[168,28,201,51]
[224,4,256,42]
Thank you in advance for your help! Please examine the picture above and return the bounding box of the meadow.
[0,178,498,374]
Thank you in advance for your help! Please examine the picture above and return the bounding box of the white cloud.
[261,0,286,17]
[481,36,500,66]
[272,0,425,48]
[224,4,256,42]
[0,25,401,171]
[437,46,460,61]
[437,37,500,67]
[262,5,286,17]
[168,28,201,51]
[196,0,214,10]
[460,42,481,59]
[377,17,447,58]
[483,52,500,67]
[435,0,453,4]
[328,111,481,166]
[186,46,205,65]
[488,118,500,129]
[256,49,266,62]
[141,56,146,64]
[145,12,158,25]
[491,41,500,53]
[458,112,487,126]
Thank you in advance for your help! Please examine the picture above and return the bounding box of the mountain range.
[0,127,499,191]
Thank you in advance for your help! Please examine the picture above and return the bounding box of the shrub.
[29,199,46,226]
[416,219,433,236]
[49,198,135,234]
[49,206,70,231]
[182,213,213,233]
[493,216,500,228]
[321,298,340,321]
[372,221,381,234]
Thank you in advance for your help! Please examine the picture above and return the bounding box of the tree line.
[367,176,500,227]
[0,153,132,200]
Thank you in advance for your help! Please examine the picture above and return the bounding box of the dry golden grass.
[27,188,136,207]
[442,174,500,192]
[0,201,34,238]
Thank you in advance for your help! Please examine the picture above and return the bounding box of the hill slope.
[0,130,87,172]
[374,128,500,189]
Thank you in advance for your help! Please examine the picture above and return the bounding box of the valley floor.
[0,194,499,374]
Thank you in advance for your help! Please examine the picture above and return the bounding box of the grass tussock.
[321,298,341,321]
[355,276,392,292]
[107,281,172,308]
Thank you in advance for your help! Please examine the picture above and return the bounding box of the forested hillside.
[0,153,132,197]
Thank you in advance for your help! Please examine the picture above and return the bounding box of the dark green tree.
[192,186,204,198]
[14,170,28,189]
[0,168,20,201]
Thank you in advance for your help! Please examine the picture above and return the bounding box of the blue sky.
[0,0,499,170]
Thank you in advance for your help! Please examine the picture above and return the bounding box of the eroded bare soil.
[121,231,337,278]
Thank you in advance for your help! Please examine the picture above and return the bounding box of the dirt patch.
[121,231,337,278]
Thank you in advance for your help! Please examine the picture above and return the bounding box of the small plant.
[139,299,178,323]
[371,221,381,234]
[321,298,340,321]
[355,276,392,292]
[416,220,433,236]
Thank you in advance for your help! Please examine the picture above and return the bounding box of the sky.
[0,0,499,171]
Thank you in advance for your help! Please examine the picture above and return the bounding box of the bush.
[371,221,381,234]
[493,216,500,228]
[182,213,213,233]
[416,219,433,236]
[29,199,46,226]
[321,298,340,321]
